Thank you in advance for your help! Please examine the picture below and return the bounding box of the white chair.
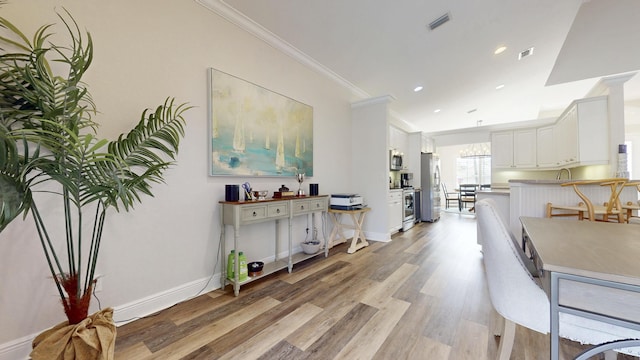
[476,199,640,360]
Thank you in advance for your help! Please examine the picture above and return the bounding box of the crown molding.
[195,0,370,99]
[351,95,395,109]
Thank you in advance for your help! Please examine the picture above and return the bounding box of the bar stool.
[546,178,627,223]
[621,182,640,223]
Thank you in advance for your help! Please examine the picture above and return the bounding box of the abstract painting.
[209,68,313,177]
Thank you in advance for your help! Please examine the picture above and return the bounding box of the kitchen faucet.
[556,168,572,180]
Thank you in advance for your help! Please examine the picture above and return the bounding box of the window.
[457,142,491,186]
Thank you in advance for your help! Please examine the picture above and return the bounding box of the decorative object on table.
[274,184,295,198]
[247,261,264,277]
[252,190,268,200]
[301,241,321,254]
[616,144,629,179]
[309,183,319,196]
[225,185,240,202]
[0,10,189,359]
[296,173,305,196]
[242,182,252,201]
[208,68,313,177]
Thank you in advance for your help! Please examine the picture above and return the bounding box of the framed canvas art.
[209,68,313,177]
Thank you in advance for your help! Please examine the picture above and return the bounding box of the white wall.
[0,0,355,356]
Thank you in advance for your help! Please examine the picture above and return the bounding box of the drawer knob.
[252,211,257,217]
[276,209,280,213]
[301,205,305,210]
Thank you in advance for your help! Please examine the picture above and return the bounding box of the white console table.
[219,195,328,296]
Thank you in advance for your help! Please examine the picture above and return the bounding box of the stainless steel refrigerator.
[421,152,441,222]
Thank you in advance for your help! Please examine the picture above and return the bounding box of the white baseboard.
[113,275,222,325]
[0,274,223,360]
[365,230,392,242]
[1,247,309,359]
[0,334,33,360]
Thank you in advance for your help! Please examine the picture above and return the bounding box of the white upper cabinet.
[514,129,537,168]
[575,97,608,166]
[491,129,536,168]
[491,131,514,168]
[389,125,409,170]
[536,125,555,168]
[491,96,609,170]
[555,106,578,166]
[555,96,608,167]
[389,126,408,157]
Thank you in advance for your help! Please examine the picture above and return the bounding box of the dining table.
[520,216,640,359]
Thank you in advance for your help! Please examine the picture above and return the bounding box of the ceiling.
[199,0,640,134]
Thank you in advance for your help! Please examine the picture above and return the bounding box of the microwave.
[390,151,403,171]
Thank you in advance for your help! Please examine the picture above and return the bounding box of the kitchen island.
[508,179,638,243]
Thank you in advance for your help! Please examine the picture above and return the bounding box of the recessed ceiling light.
[495,84,505,90]
[414,86,424,92]
[494,46,507,55]
[434,109,441,113]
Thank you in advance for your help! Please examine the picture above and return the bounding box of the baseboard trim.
[0,274,223,360]
[0,334,33,360]
[113,274,222,325]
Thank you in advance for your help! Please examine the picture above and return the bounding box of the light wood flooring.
[114,212,628,359]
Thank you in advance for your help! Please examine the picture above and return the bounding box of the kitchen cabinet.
[388,189,403,233]
[220,195,328,296]
[555,105,578,166]
[536,125,555,167]
[491,96,608,171]
[491,129,536,168]
[555,96,608,167]
[389,126,408,168]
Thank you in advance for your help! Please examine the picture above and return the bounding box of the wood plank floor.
[114,212,629,359]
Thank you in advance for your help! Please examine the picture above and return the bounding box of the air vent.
[518,47,534,60]
[428,12,451,31]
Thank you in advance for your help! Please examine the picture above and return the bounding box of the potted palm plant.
[0,7,190,359]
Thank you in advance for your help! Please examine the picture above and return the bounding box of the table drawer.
[309,198,327,212]
[292,200,311,215]
[240,206,267,222]
[268,203,289,218]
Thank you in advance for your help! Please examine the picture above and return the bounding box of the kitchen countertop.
[509,179,640,185]
[477,189,510,195]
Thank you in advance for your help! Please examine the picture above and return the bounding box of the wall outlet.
[94,274,103,293]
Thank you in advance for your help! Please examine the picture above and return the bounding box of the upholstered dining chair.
[476,199,640,360]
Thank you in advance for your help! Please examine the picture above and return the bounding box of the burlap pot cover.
[30,308,116,360]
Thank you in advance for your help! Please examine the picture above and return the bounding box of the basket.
[301,241,321,254]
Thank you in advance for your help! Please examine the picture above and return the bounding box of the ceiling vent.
[428,12,451,31]
[518,47,534,60]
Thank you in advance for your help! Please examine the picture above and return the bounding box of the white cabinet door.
[555,106,578,166]
[576,97,608,165]
[388,191,403,232]
[491,129,536,168]
[536,126,555,168]
[491,131,514,168]
[513,129,536,168]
